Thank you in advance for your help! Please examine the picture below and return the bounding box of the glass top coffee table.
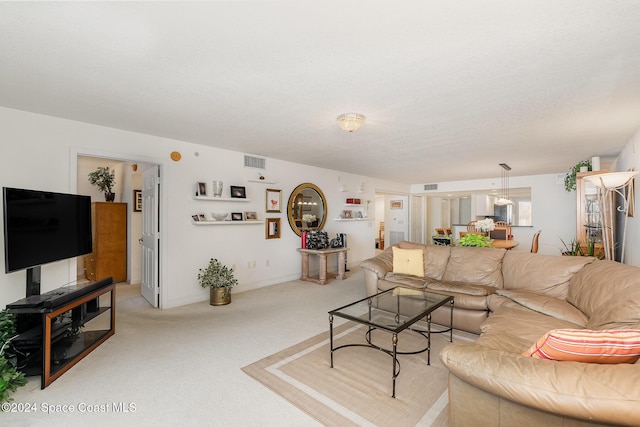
[328,287,454,398]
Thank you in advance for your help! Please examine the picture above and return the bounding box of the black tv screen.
[3,187,92,273]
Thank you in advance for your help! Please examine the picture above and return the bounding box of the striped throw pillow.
[523,329,640,364]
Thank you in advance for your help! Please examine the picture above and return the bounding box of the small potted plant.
[457,233,493,247]
[88,166,116,201]
[560,237,584,256]
[564,159,591,192]
[198,258,238,306]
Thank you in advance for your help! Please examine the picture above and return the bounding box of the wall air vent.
[244,155,266,169]
[423,184,438,191]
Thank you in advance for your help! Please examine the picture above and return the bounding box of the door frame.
[375,190,411,247]
[69,147,168,308]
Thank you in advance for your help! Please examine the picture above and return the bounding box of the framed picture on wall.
[266,189,281,212]
[231,212,244,221]
[196,182,207,197]
[390,200,403,209]
[245,211,258,220]
[230,186,246,198]
[266,218,280,239]
[133,190,142,212]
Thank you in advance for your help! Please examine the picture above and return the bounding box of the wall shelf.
[192,220,264,226]
[334,218,373,222]
[344,203,365,208]
[247,178,276,184]
[192,196,251,202]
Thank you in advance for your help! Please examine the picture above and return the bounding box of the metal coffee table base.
[329,300,453,398]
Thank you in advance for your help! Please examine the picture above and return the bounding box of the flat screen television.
[3,187,92,296]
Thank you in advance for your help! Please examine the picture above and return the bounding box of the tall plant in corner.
[564,159,591,192]
[0,309,27,403]
[88,166,116,201]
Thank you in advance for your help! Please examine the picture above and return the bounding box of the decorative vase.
[212,181,223,197]
[210,287,231,306]
[105,192,115,202]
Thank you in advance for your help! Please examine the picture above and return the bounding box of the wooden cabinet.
[85,202,127,282]
[576,171,613,259]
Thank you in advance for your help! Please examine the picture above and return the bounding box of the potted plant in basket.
[457,233,493,247]
[88,166,116,201]
[198,258,238,306]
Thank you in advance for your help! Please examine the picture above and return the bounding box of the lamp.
[584,171,639,263]
[337,113,365,132]
[495,163,513,206]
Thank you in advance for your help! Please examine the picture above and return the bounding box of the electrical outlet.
[265,259,270,267]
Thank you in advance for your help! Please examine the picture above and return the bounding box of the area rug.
[242,321,476,427]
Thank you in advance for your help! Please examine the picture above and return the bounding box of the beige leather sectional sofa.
[360,241,640,426]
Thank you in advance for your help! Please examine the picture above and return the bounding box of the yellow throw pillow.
[392,247,425,277]
[523,329,640,364]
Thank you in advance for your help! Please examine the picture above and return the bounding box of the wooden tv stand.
[6,279,115,388]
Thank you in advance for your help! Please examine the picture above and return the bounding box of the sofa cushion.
[425,278,496,296]
[567,260,640,329]
[496,289,588,327]
[392,247,424,277]
[399,241,450,280]
[382,273,426,289]
[523,329,640,364]
[502,251,594,299]
[442,246,506,288]
[481,306,582,340]
[359,247,393,279]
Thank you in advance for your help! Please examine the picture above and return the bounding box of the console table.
[296,247,348,285]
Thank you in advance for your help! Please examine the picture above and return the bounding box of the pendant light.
[495,163,513,205]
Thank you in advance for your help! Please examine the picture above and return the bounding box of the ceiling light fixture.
[495,163,513,206]
[337,113,365,132]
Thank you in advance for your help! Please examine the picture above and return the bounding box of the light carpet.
[242,321,476,427]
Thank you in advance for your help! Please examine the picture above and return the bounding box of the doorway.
[73,151,163,308]
[374,192,410,250]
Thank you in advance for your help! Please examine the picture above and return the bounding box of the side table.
[296,247,348,285]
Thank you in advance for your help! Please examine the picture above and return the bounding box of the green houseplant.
[0,309,27,403]
[198,258,238,306]
[457,234,493,247]
[564,159,591,192]
[88,166,116,201]
[560,237,584,256]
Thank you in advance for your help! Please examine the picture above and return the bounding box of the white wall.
[0,107,409,308]
[412,174,576,256]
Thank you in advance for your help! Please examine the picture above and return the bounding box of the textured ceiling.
[1,1,640,184]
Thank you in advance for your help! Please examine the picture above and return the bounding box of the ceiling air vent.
[244,155,266,169]
[423,184,438,191]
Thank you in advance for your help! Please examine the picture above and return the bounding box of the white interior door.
[141,165,160,307]
[410,195,424,243]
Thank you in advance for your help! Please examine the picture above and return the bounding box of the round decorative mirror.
[287,183,328,236]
